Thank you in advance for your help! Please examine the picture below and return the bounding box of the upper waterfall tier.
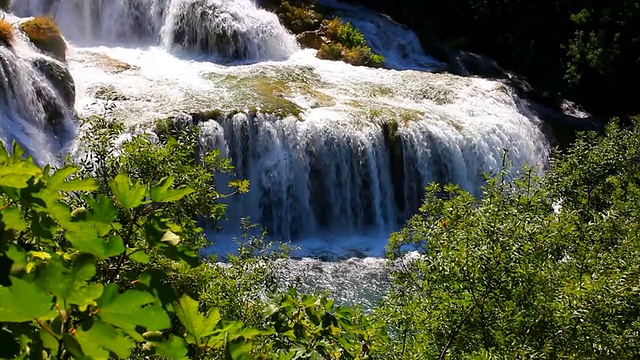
[10,0,299,61]
[0,19,76,165]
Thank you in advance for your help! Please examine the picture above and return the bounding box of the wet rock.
[77,51,138,74]
[32,58,75,109]
[90,84,129,101]
[296,31,325,49]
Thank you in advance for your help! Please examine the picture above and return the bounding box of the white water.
[11,0,299,60]
[0,14,76,165]
[3,0,550,302]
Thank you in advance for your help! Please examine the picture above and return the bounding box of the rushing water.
[3,0,551,304]
[0,14,76,166]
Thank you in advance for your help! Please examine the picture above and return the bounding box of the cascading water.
[0,15,76,165]
[6,0,551,303]
[11,0,299,60]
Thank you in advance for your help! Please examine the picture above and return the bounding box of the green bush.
[335,21,366,48]
[381,121,640,359]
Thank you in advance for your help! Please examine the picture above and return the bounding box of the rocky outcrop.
[32,58,75,110]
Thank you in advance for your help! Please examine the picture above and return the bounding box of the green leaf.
[174,295,221,346]
[155,243,200,267]
[97,285,171,341]
[1,207,27,232]
[85,195,118,227]
[161,231,181,246]
[150,177,194,203]
[75,320,135,359]
[0,277,53,322]
[65,226,124,260]
[225,338,252,360]
[39,254,103,310]
[108,174,149,210]
[47,165,98,192]
[0,159,41,188]
[57,178,99,192]
[149,335,189,360]
[129,249,151,264]
[262,303,279,318]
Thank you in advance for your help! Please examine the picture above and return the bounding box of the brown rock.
[296,31,324,50]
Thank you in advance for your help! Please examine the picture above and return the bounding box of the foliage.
[346,0,639,116]
[0,19,13,47]
[0,140,254,359]
[19,17,67,61]
[316,19,384,68]
[263,0,323,34]
[263,0,384,68]
[381,121,640,359]
[76,115,248,252]
[326,20,365,48]
[260,288,388,359]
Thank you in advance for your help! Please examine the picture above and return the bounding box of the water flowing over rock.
[7,0,551,258]
[0,26,76,165]
[12,0,299,60]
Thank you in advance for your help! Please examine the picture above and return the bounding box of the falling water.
[0,17,76,165]
[7,0,550,258]
[10,0,299,60]
[1,0,554,305]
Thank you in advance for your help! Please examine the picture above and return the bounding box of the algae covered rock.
[20,17,67,61]
[0,19,13,47]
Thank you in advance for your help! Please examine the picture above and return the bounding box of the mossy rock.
[20,17,67,62]
[0,19,13,47]
[0,0,9,11]
[90,84,128,102]
[77,51,138,74]
[32,58,75,109]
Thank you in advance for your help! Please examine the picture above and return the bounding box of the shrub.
[319,18,385,67]
[343,45,385,68]
[19,16,67,61]
[0,19,13,47]
[336,21,366,48]
[317,42,343,60]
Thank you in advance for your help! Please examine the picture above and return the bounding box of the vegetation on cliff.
[20,17,67,61]
[263,0,385,67]
[342,0,639,118]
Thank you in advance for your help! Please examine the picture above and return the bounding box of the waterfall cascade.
[4,0,551,256]
[10,0,299,61]
[0,16,76,165]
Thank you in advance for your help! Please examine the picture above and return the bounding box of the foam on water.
[11,0,299,60]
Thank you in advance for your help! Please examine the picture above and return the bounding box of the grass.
[20,17,67,61]
[0,20,13,47]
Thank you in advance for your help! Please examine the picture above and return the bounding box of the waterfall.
[6,0,552,256]
[0,22,76,165]
[11,0,299,60]
[197,96,548,241]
